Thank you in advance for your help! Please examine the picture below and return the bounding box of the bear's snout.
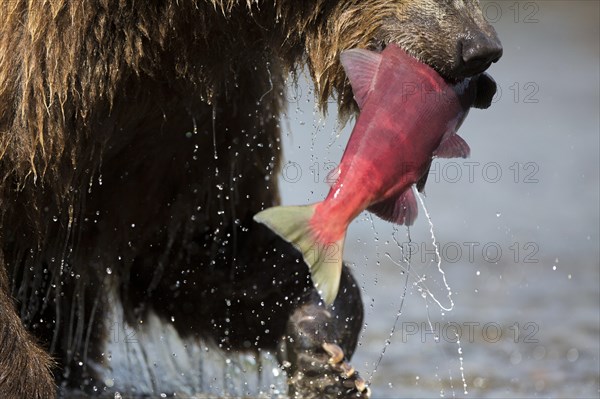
[456,32,503,76]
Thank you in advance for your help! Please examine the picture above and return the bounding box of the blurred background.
[278,1,599,397]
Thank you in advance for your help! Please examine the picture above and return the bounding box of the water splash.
[380,191,467,396]
[97,292,287,397]
[415,191,468,396]
[415,191,454,313]
[259,61,274,103]
[211,105,219,161]
[368,226,413,385]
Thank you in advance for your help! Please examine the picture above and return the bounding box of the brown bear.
[0,1,501,398]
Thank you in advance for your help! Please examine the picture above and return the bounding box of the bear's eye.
[370,40,386,53]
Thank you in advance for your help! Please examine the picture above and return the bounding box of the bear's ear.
[340,49,382,109]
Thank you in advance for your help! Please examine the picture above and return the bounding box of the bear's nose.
[460,34,503,75]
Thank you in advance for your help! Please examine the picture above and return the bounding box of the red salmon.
[255,44,482,304]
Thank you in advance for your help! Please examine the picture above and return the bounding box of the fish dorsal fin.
[367,187,418,226]
[339,48,382,109]
[433,133,470,158]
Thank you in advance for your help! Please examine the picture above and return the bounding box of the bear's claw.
[281,270,366,398]
[283,339,371,398]
[323,342,345,364]
[322,342,371,398]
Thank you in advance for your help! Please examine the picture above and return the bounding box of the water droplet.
[106,267,112,275]
[535,379,545,391]
[533,345,546,360]
[496,212,501,217]
[473,377,485,388]
[510,350,522,365]
[567,348,579,362]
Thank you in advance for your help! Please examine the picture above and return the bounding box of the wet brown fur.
[0,0,495,187]
[0,1,499,397]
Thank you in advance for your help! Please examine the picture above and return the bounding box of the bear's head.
[380,0,503,79]
[298,0,502,115]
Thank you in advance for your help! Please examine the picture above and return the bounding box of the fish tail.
[253,204,344,305]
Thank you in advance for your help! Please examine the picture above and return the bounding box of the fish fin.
[325,165,340,186]
[416,163,431,193]
[433,133,470,158]
[368,187,418,226]
[339,49,382,109]
[253,205,344,305]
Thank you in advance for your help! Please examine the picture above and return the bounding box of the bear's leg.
[134,216,368,397]
[197,222,369,398]
[0,257,56,399]
[279,266,370,399]
[3,249,109,395]
[114,56,367,396]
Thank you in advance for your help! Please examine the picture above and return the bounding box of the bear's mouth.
[472,72,497,109]
[360,41,497,110]
[372,41,497,108]
[374,41,497,84]
[371,41,456,81]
